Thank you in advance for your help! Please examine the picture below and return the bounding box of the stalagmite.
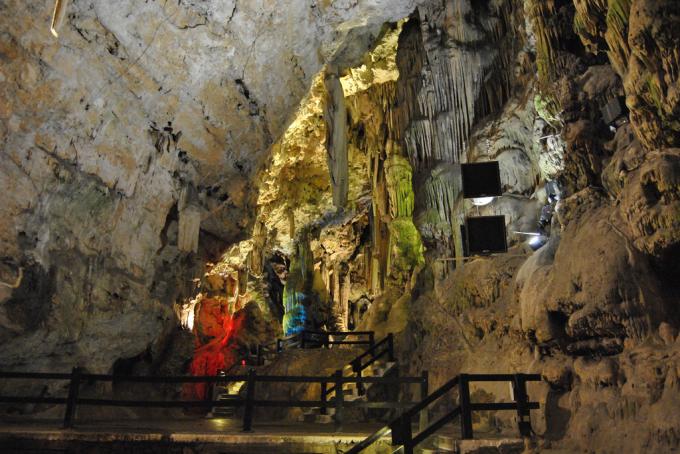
[331,264,351,331]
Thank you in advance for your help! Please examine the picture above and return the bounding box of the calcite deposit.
[1,0,679,453]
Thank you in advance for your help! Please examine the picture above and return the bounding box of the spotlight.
[471,197,494,206]
[513,231,547,251]
[528,235,548,251]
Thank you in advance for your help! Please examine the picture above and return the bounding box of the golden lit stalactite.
[50,0,69,38]
[324,71,349,211]
[246,219,267,277]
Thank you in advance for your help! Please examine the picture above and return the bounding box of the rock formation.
[1,0,679,453]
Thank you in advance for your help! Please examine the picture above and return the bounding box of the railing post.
[325,332,330,349]
[320,379,328,415]
[387,333,395,362]
[207,375,215,403]
[459,374,473,439]
[391,363,401,406]
[368,332,375,348]
[333,369,344,430]
[391,413,413,451]
[242,369,257,432]
[277,338,282,353]
[63,367,81,429]
[513,374,532,438]
[419,371,429,432]
[352,359,365,396]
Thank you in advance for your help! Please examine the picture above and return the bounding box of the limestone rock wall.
[0,0,420,374]
[1,1,679,452]
[387,1,680,453]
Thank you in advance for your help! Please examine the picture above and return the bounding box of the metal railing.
[250,330,377,366]
[0,364,427,432]
[347,373,542,454]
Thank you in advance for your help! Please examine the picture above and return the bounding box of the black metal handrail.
[283,330,375,350]
[252,331,395,407]
[346,373,542,454]
[251,330,378,365]
[324,333,396,399]
[0,367,425,431]
[350,333,395,396]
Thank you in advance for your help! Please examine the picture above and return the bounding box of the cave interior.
[0,0,679,453]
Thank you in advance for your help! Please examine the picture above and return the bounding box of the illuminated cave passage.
[1,1,680,453]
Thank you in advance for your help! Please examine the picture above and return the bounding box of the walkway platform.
[0,417,391,453]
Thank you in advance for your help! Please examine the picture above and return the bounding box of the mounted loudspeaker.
[600,96,627,126]
[461,161,502,199]
[465,215,508,255]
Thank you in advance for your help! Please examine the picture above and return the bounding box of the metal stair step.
[210,392,239,417]
[435,435,455,451]
[344,393,367,402]
[315,414,334,424]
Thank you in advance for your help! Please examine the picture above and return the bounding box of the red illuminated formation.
[183,298,244,400]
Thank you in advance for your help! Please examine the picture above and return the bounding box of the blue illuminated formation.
[282,233,314,336]
[282,291,307,336]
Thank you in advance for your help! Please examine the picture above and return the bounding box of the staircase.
[249,330,377,366]
[208,371,245,417]
[416,437,527,454]
[299,359,397,424]
[210,330,396,422]
[346,373,542,454]
[413,434,455,453]
[413,436,526,454]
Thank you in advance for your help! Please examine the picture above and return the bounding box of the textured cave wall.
[388,1,680,453]
[0,1,679,451]
[188,1,679,450]
[0,0,422,374]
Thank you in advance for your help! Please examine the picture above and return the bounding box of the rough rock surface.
[1,1,680,453]
[0,0,418,373]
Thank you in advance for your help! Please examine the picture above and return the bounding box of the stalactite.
[423,167,458,229]
[397,5,520,174]
[604,0,632,77]
[324,73,349,210]
[178,184,201,253]
[375,1,525,272]
[526,0,562,88]
[385,154,416,219]
[247,219,267,276]
[573,0,609,54]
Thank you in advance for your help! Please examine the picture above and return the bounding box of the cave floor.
[0,417,541,453]
[0,417,391,453]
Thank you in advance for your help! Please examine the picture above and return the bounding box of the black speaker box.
[465,215,508,255]
[461,161,502,199]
